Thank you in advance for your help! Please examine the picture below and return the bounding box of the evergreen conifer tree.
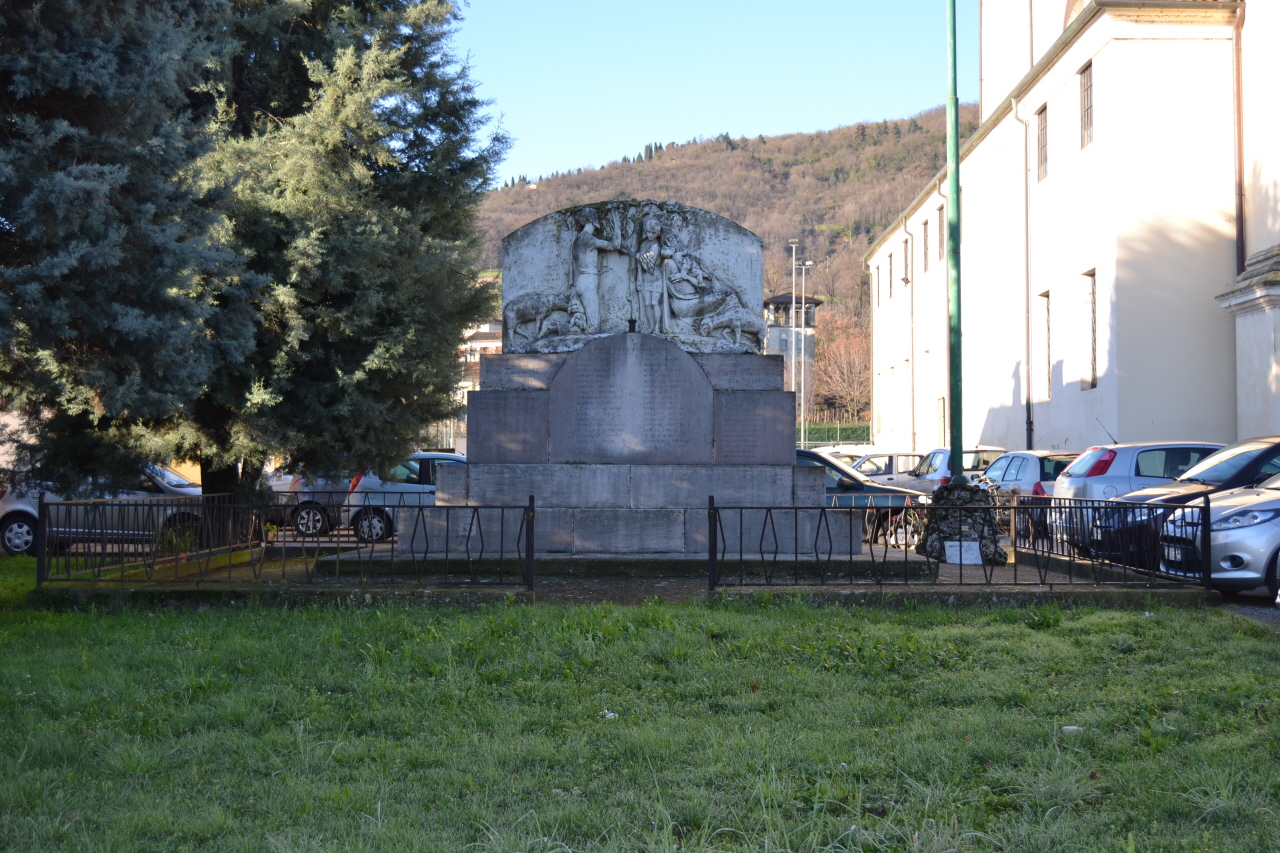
[0,0,255,492]
[184,0,507,491]
[893,123,901,139]
[906,118,921,134]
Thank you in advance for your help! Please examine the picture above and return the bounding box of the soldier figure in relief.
[571,207,624,332]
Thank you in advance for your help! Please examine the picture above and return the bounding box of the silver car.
[1054,442,1223,501]
[0,465,202,556]
[898,447,1006,493]
[344,452,466,541]
[1159,475,1280,598]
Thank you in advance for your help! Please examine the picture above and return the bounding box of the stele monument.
[407,200,842,558]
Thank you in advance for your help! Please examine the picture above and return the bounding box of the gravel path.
[1221,587,1280,630]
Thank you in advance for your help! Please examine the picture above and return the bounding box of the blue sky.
[449,0,980,185]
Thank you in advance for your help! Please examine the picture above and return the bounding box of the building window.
[902,238,910,284]
[876,265,880,307]
[937,206,944,261]
[1041,290,1052,396]
[1036,106,1048,181]
[888,254,894,298]
[1086,271,1098,388]
[1080,63,1093,148]
[922,220,929,272]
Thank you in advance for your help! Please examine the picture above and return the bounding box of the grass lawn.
[1,558,1279,851]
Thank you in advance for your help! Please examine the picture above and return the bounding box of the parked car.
[974,450,1079,540]
[1087,437,1280,568]
[1050,441,1223,553]
[977,450,1079,498]
[1158,475,1280,597]
[796,449,928,543]
[267,468,349,536]
[0,465,203,556]
[833,450,925,487]
[344,452,466,541]
[1054,442,1223,501]
[897,447,1005,494]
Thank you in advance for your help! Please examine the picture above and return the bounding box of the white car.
[834,450,925,487]
[979,450,1079,498]
[1054,442,1223,501]
[344,452,466,541]
[1159,476,1280,597]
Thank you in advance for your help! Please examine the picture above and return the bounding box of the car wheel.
[292,505,330,537]
[353,510,390,543]
[1,514,36,556]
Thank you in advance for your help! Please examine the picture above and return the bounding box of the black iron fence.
[707,495,1214,590]
[35,493,535,589]
[33,488,1217,595]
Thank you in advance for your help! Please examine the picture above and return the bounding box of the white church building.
[866,0,1278,453]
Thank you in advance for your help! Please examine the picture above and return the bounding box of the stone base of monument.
[395,332,829,559]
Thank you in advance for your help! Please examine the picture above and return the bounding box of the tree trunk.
[200,459,241,548]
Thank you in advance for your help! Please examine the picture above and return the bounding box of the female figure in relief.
[634,215,669,334]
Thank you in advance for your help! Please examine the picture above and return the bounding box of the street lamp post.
[788,240,799,404]
[945,0,966,484]
[800,259,814,447]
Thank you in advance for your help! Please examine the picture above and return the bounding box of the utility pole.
[945,0,966,484]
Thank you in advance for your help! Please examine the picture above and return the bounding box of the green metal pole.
[945,0,966,484]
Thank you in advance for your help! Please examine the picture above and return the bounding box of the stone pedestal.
[413,333,822,557]
[398,200,841,559]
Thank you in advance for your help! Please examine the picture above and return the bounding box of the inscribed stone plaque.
[549,334,713,464]
[465,390,549,464]
[712,390,794,465]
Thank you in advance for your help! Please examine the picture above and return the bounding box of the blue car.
[796,449,928,543]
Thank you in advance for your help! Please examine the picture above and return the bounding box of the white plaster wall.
[1243,1,1280,257]
[981,0,1033,121]
[1107,37,1237,444]
[871,11,1240,455]
[1234,307,1280,436]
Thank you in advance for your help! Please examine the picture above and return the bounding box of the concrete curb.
[27,582,1219,611]
[710,586,1221,609]
[27,585,533,612]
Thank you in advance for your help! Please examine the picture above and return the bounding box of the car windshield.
[963,451,1003,470]
[1064,448,1109,477]
[814,453,872,484]
[149,465,199,488]
[1040,455,1076,481]
[1178,443,1269,484]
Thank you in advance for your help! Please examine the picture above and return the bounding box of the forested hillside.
[478,104,978,305]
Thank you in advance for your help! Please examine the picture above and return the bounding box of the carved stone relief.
[501,201,765,354]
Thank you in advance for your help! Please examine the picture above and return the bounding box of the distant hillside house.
[866,0,1277,453]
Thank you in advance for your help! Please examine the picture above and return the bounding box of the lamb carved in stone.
[695,302,766,348]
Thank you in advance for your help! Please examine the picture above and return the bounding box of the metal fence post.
[707,496,719,591]
[523,495,535,591]
[1201,494,1213,589]
[35,492,47,587]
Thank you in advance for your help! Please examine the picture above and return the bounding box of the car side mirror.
[837,476,862,491]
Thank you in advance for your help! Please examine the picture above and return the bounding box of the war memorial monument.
[423,200,834,557]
